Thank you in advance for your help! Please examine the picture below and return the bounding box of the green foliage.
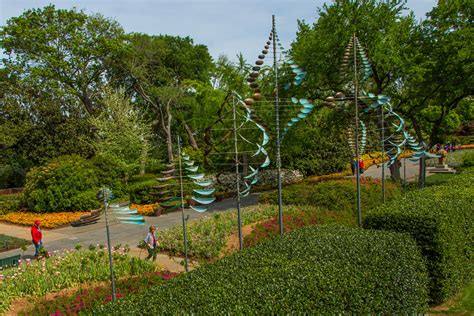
[363,169,474,304]
[91,153,129,198]
[0,234,30,252]
[128,175,158,205]
[159,204,355,259]
[23,156,100,212]
[260,178,401,212]
[0,194,22,214]
[89,89,152,177]
[0,248,156,313]
[95,226,428,314]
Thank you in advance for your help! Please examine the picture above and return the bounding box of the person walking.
[144,224,158,261]
[351,158,356,176]
[31,219,43,258]
[358,158,365,174]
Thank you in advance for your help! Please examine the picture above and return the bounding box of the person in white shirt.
[144,224,158,261]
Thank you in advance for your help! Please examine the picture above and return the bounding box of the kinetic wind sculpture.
[328,34,435,223]
[152,137,215,271]
[206,91,270,251]
[240,15,316,234]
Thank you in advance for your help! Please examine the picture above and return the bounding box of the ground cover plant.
[0,234,29,252]
[94,226,428,314]
[0,247,157,313]
[18,271,177,315]
[364,168,474,304]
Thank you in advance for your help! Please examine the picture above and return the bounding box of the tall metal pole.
[353,34,362,227]
[232,95,243,251]
[272,15,284,235]
[381,106,385,204]
[177,136,189,272]
[403,142,407,191]
[103,191,116,301]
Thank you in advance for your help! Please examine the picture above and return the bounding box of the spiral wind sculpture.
[205,91,270,251]
[153,139,216,271]
[328,34,436,223]
[239,15,317,234]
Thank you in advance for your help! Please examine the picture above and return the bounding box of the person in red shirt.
[358,159,365,174]
[31,219,43,257]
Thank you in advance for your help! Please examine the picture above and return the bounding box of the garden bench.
[0,254,21,269]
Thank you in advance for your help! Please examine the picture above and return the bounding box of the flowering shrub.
[0,211,90,228]
[130,203,159,216]
[0,248,157,313]
[19,271,177,315]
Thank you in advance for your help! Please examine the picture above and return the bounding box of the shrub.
[23,155,100,212]
[91,154,128,198]
[128,175,158,205]
[363,169,474,304]
[260,178,401,212]
[0,193,23,214]
[94,226,428,314]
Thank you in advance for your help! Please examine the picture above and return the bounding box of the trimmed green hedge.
[260,178,401,211]
[128,174,158,204]
[363,169,474,304]
[93,226,428,314]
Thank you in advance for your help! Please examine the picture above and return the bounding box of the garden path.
[0,193,260,262]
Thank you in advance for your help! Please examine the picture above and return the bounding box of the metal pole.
[272,15,284,235]
[177,136,189,272]
[381,105,385,204]
[104,191,116,301]
[403,142,407,191]
[232,95,243,251]
[353,34,362,227]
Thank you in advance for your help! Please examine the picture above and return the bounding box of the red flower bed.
[21,271,178,315]
[244,212,317,247]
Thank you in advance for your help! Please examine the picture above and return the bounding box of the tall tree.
[0,5,126,115]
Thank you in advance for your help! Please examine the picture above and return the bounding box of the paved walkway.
[0,194,259,261]
[0,157,429,261]
[361,157,424,181]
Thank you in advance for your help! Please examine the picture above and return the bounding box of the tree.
[0,5,126,115]
[89,88,152,177]
[395,0,474,145]
[110,33,213,162]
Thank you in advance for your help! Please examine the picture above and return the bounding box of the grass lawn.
[430,281,474,314]
[0,234,30,252]
[425,172,459,187]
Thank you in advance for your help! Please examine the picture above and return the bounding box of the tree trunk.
[184,123,199,150]
[388,159,401,182]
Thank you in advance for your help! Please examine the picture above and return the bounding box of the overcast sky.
[1,0,437,62]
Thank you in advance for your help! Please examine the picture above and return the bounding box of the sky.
[0,0,437,62]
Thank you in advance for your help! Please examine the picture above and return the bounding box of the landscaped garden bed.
[0,247,158,313]
[0,211,91,228]
[0,234,30,252]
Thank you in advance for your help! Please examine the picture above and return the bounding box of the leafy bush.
[95,226,428,314]
[260,178,401,212]
[128,175,158,204]
[0,193,22,214]
[91,154,129,198]
[23,155,100,212]
[363,169,474,304]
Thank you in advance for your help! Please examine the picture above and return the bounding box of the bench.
[0,254,21,269]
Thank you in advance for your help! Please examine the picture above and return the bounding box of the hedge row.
[92,226,428,314]
[260,178,401,212]
[363,169,474,304]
